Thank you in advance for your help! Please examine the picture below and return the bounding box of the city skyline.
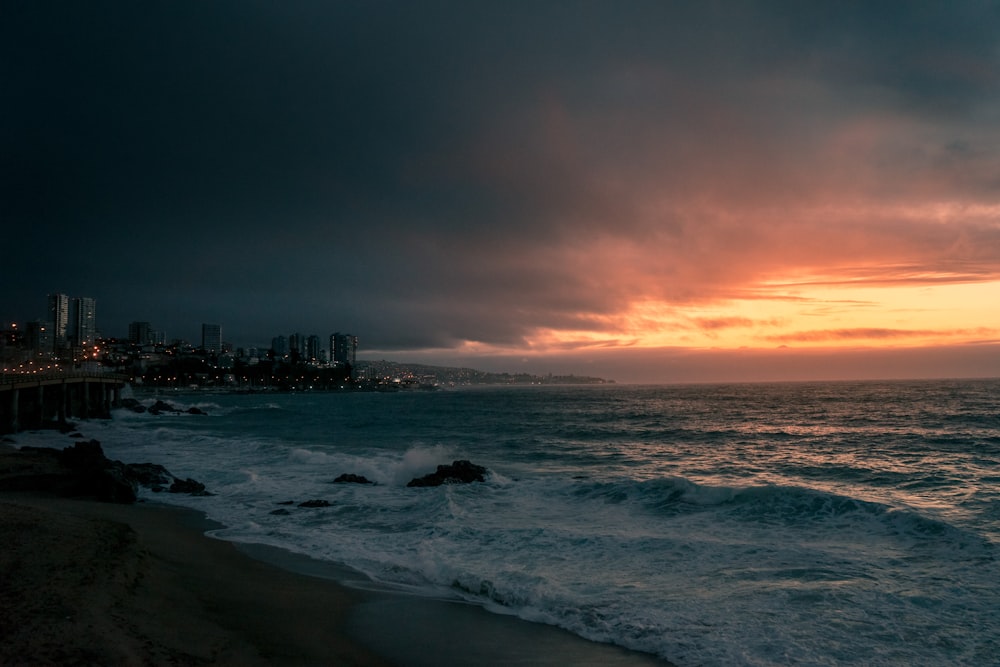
[3,3,1000,384]
[7,292,361,362]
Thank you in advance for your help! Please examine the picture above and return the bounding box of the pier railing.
[1,370,129,389]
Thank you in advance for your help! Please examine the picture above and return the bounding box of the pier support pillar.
[37,385,45,426]
[57,383,67,424]
[81,381,90,419]
[7,388,17,434]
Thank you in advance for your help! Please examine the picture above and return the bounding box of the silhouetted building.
[306,335,321,362]
[288,332,304,359]
[129,321,153,345]
[271,335,288,358]
[26,321,54,357]
[68,297,97,347]
[330,332,357,368]
[1,323,25,365]
[47,293,69,349]
[201,323,222,354]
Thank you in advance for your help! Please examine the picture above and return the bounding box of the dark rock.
[120,398,142,410]
[168,477,205,494]
[57,440,108,470]
[270,508,292,515]
[122,462,209,495]
[406,460,488,487]
[333,473,374,485]
[67,432,85,438]
[149,400,181,415]
[88,460,138,503]
[186,406,207,415]
[5,441,138,503]
[1,442,209,502]
[169,477,208,495]
[60,441,139,502]
[131,405,147,413]
[125,462,174,489]
[276,500,296,505]
[298,499,331,508]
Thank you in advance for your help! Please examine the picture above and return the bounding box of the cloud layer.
[3,2,999,379]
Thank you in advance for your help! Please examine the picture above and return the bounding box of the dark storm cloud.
[3,1,999,362]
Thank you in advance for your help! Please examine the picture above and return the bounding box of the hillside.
[356,360,613,386]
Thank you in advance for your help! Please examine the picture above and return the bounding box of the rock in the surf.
[298,499,332,508]
[406,460,488,487]
[332,473,374,484]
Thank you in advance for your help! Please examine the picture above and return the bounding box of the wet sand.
[0,492,671,666]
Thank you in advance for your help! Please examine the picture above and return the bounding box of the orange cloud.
[765,327,998,344]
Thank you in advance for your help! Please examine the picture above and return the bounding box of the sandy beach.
[0,493,391,666]
[0,444,670,666]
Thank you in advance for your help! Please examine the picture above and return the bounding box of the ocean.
[26,379,1000,665]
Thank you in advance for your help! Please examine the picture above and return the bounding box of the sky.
[3,1,999,383]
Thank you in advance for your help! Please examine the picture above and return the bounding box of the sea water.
[27,380,1000,665]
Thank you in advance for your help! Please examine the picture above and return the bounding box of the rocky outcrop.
[125,462,174,491]
[9,440,138,503]
[120,398,146,413]
[148,400,179,415]
[406,460,488,487]
[297,499,332,508]
[332,473,374,485]
[0,441,210,503]
[119,399,207,416]
[169,477,209,495]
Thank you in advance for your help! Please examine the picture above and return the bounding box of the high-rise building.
[271,335,288,358]
[330,332,358,368]
[201,323,222,354]
[129,321,153,345]
[306,335,321,362]
[68,297,97,347]
[47,293,69,349]
[1,323,24,365]
[27,321,54,356]
[289,332,304,358]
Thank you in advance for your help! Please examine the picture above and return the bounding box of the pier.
[0,372,128,434]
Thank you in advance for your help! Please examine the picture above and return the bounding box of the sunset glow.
[485,276,1000,355]
[4,2,1000,382]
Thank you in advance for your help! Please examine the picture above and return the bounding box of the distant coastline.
[356,360,614,387]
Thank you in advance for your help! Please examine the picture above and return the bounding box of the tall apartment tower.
[27,321,54,357]
[201,323,222,354]
[69,297,97,347]
[129,321,153,345]
[306,335,321,362]
[330,332,358,368]
[47,293,70,349]
[289,332,304,358]
[271,335,289,358]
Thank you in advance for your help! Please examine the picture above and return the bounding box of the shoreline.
[1,488,671,666]
[1,492,389,666]
[225,540,673,667]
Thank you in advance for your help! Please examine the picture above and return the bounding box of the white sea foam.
[23,382,1000,665]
